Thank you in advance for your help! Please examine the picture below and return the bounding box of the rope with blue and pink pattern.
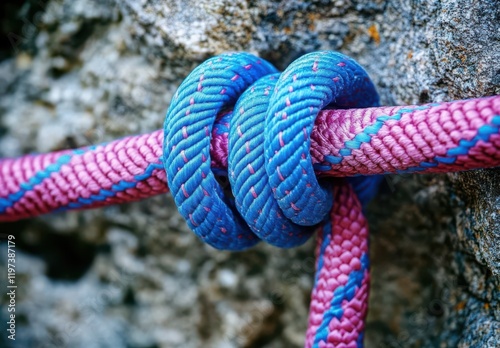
[1,51,500,347]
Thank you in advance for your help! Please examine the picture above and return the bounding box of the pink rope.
[1,96,499,222]
[306,183,369,347]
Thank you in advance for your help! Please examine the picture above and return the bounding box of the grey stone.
[0,0,498,347]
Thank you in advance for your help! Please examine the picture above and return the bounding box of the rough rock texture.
[0,0,498,347]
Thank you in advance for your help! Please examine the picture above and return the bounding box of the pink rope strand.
[306,182,370,347]
[0,96,499,222]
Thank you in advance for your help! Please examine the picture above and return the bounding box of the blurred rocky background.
[0,0,499,347]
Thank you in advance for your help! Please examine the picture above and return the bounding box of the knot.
[163,51,379,250]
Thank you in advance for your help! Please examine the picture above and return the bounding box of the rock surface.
[0,0,498,347]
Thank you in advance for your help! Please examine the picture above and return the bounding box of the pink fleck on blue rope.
[265,51,379,226]
[164,52,279,250]
[228,73,315,247]
[1,51,500,347]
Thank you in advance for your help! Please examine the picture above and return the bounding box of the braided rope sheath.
[163,53,278,250]
[0,51,499,347]
[265,51,379,226]
[228,73,315,247]
[307,183,369,347]
[2,96,498,222]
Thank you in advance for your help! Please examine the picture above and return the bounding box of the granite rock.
[0,0,498,347]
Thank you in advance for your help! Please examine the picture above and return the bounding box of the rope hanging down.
[1,51,499,347]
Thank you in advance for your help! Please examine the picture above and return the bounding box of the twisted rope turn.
[1,51,499,347]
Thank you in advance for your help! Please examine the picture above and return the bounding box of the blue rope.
[163,51,379,251]
[228,73,313,247]
[265,51,379,226]
[163,53,278,250]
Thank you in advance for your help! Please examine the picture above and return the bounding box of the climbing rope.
[1,51,499,347]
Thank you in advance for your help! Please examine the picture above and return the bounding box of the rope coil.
[163,51,380,251]
[1,50,499,347]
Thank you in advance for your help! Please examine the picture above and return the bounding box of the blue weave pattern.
[163,53,278,250]
[163,51,379,251]
[228,73,313,247]
[265,51,379,226]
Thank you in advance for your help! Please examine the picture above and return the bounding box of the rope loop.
[228,73,313,247]
[163,52,278,250]
[265,51,379,225]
